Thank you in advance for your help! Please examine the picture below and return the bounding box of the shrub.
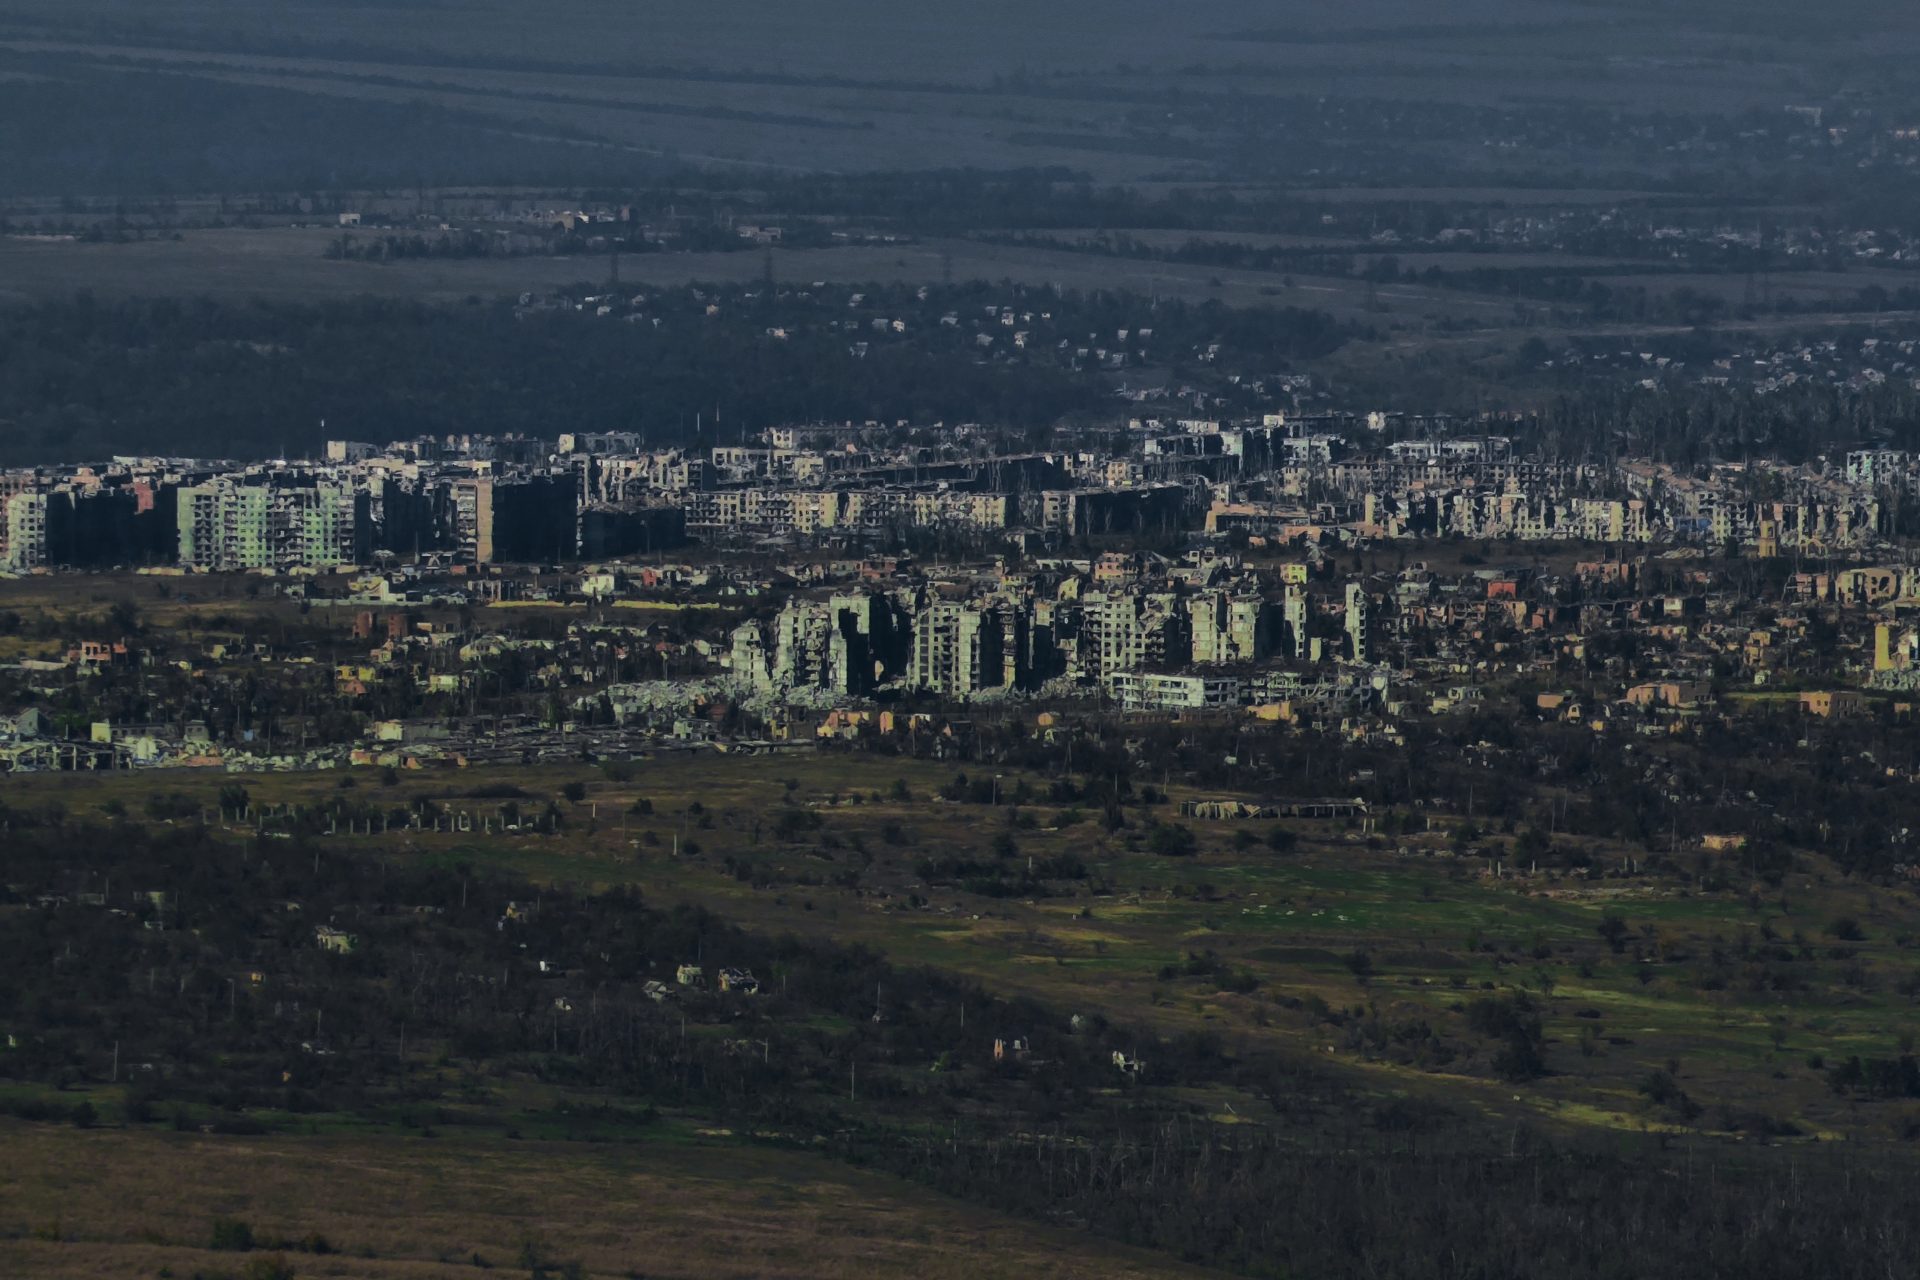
[145,792,200,821]
[1468,994,1548,1081]
[771,808,821,842]
[1639,1069,1702,1122]
[210,1216,256,1251]
[1146,822,1197,857]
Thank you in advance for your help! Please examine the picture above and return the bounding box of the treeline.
[1520,376,1920,466]
[0,284,1360,463]
[323,231,495,262]
[911,698,1920,881]
[0,293,1107,463]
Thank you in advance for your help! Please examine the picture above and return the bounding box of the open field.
[1286,186,1677,205]
[0,225,1527,376]
[6,1,1913,120]
[1025,228,1669,272]
[14,749,1919,1142]
[0,40,1136,179]
[7,221,1911,388]
[984,232,1920,316]
[0,1120,1208,1279]
[0,225,1505,325]
[0,230,954,306]
[0,571,566,659]
[2,0,1917,192]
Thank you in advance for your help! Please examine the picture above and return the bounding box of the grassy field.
[0,570,700,658]
[0,229,963,306]
[1,0,1911,204]
[7,219,1911,389]
[1028,227,1669,271]
[16,749,1919,1143]
[0,223,1506,327]
[0,1120,1211,1279]
[5,0,1907,136]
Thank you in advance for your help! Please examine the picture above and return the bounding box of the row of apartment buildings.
[7,422,1919,572]
[725,562,1372,705]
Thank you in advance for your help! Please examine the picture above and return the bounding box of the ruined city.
[3,415,1919,773]
[12,4,1920,1275]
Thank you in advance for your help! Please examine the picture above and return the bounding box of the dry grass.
[0,1120,1211,1279]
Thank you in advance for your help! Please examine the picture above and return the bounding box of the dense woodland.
[0,289,1354,463]
[0,293,1093,462]
[6,287,1920,466]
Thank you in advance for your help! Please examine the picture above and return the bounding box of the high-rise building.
[1283,585,1310,662]
[828,591,911,696]
[177,481,271,570]
[910,601,1003,698]
[452,478,496,565]
[4,493,52,570]
[274,483,370,568]
[1081,591,1189,679]
[1188,592,1271,665]
[176,481,367,570]
[729,592,909,698]
[1344,582,1371,664]
[0,472,39,563]
[451,475,577,564]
